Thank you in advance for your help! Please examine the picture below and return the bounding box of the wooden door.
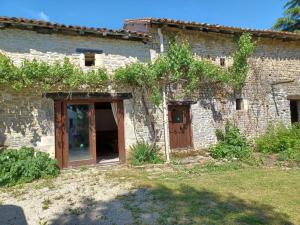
[55,99,126,168]
[168,105,192,149]
[60,102,96,168]
[65,102,96,167]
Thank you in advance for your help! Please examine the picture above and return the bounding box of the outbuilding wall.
[1,25,300,156]
[147,26,300,148]
[0,28,156,157]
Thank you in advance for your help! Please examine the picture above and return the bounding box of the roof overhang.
[125,18,300,41]
[44,92,132,100]
[0,16,149,42]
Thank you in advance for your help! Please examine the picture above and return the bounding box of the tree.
[273,0,300,32]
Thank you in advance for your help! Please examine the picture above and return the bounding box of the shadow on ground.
[0,204,28,225]
[48,184,294,225]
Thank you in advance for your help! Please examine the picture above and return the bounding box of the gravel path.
[0,166,160,225]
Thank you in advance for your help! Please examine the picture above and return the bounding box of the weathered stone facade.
[0,28,154,157]
[144,25,300,148]
[1,18,300,161]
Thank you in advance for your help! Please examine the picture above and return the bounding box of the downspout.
[157,28,170,163]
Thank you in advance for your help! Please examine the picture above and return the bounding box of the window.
[290,100,299,123]
[171,109,183,123]
[220,57,225,67]
[84,53,95,67]
[236,98,243,110]
[76,48,103,67]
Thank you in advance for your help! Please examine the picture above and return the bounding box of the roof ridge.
[0,16,149,40]
[124,17,300,39]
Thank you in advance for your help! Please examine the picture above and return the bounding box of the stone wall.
[1,25,300,156]
[0,28,154,156]
[0,88,55,156]
[147,26,300,149]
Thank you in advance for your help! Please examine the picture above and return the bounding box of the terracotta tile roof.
[125,18,300,40]
[0,16,149,41]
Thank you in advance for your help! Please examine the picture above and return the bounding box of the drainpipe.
[157,28,170,163]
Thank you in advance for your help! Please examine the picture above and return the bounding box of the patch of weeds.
[203,161,243,173]
[178,162,244,176]
[68,207,84,215]
[170,160,182,165]
[119,192,144,224]
[42,198,52,210]
[79,166,88,171]
[34,178,55,190]
[130,141,164,166]
[38,218,48,225]
[182,165,202,176]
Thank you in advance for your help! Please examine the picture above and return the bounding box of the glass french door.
[54,99,125,169]
[64,103,96,167]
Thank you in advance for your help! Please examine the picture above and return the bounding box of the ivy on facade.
[0,33,255,105]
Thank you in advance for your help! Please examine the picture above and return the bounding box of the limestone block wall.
[123,90,164,156]
[0,29,153,156]
[0,88,55,156]
[148,26,300,148]
[1,26,299,155]
[0,29,150,72]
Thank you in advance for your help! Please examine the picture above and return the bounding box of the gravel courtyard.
[0,165,161,225]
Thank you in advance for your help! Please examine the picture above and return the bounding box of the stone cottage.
[0,17,299,168]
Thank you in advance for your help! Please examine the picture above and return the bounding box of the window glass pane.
[172,109,183,123]
[67,104,91,161]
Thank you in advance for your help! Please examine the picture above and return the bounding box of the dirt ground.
[0,165,161,225]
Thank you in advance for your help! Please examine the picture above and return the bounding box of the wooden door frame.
[54,99,125,169]
[168,104,193,149]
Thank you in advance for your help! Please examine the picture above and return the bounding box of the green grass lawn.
[107,163,300,225]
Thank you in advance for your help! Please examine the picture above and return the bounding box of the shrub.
[255,123,300,163]
[0,147,59,187]
[255,123,300,154]
[209,123,251,159]
[130,141,164,165]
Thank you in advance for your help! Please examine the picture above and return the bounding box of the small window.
[172,109,183,123]
[76,48,103,67]
[220,57,225,67]
[84,53,95,67]
[290,100,299,123]
[236,98,243,110]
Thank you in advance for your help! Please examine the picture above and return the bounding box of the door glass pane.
[67,104,91,161]
[171,109,183,123]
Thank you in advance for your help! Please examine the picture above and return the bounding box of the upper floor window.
[84,53,95,67]
[220,57,226,67]
[76,48,103,67]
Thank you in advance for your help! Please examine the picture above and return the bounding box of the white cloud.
[38,11,50,21]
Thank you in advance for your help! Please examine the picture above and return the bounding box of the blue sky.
[0,0,286,30]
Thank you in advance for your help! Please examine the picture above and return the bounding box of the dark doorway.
[290,100,299,123]
[95,102,119,163]
[168,105,192,149]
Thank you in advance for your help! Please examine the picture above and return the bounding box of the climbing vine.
[115,33,255,105]
[0,33,255,105]
[0,56,108,91]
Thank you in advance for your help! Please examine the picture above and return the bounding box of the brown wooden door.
[168,105,192,149]
[55,99,126,168]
